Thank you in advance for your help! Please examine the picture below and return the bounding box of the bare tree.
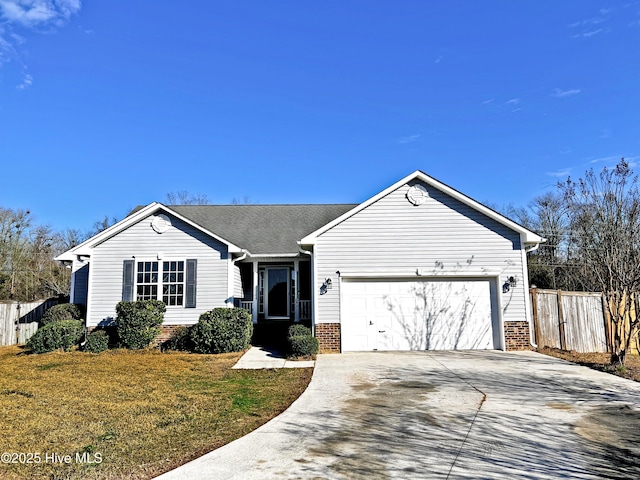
[0,208,71,300]
[559,158,640,365]
[525,192,583,290]
[166,191,209,205]
[231,196,255,205]
[503,194,578,290]
[0,207,33,299]
[90,215,119,236]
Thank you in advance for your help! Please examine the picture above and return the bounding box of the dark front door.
[266,267,289,319]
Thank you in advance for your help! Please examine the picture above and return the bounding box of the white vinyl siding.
[233,263,243,297]
[86,214,229,327]
[314,180,528,326]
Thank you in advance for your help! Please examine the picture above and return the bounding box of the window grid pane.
[162,261,185,306]
[136,262,159,301]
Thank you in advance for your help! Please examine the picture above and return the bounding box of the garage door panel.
[342,279,496,351]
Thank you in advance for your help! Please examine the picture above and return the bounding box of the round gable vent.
[406,184,429,206]
[151,214,171,234]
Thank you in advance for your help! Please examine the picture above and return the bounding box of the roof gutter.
[233,250,248,264]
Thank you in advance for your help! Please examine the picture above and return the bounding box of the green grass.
[0,346,312,479]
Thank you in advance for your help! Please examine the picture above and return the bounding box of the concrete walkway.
[156,351,640,479]
[232,346,315,369]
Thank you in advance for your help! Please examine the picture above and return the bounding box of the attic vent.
[151,214,172,234]
[406,184,429,206]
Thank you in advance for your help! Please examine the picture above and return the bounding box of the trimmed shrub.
[162,326,193,352]
[189,308,253,354]
[116,300,166,350]
[83,330,109,354]
[287,324,311,338]
[41,303,83,325]
[287,324,319,357]
[27,320,85,354]
[289,335,319,357]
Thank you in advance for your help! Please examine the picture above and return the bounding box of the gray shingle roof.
[169,204,357,255]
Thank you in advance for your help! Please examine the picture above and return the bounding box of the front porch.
[234,258,312,324]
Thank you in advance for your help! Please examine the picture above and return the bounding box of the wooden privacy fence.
[0,298,58,346]
[530,288,610,353]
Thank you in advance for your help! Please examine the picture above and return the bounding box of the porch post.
[251,260,259,324]
[294,259,300,322]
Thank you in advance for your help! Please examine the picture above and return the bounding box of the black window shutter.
[185,259,197,308]
[122,260,135,301]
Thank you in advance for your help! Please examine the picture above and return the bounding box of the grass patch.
[0,346,312,479]
[539,347,640,382]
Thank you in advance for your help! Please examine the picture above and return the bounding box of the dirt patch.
[539,347,640,382]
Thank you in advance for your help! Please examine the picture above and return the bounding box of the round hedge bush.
[83,330,109,354]
[189,308,253,354]
[116,300,166,350]
[288,335,319,357]
[287,323,318,357]
[287,324,312,338]
[41,304,83,325]
[27,320,85,354]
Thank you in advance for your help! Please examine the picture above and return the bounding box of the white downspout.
[229,250,248,307]
[299,247,314,336]
[522,237,542,348]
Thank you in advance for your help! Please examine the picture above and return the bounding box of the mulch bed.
[539,346,640,383]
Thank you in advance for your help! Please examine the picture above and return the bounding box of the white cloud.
[546,168,572,177]
[0,0,81,87]
[506,98,520,105]
[579,28,605,37]
[552,88,581,98]
[569,17,606,28]
[0,0,81,28]
[16,71,31,88]
[398,134,421,144]
[589,155,620,164]
[481,98,494,105]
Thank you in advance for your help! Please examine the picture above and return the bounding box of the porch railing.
[239,301,253,314]
[237,299,311,321]
[299,300,311,321]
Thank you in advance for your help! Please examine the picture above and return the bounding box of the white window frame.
[135,259,186,307]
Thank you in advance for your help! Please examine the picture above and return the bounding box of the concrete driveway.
[156,351,640,479]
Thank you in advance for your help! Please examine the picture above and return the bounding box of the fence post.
[530,288,540,347]
[557,289,566,350]
[14,303,21,345]
[601,292,612,353]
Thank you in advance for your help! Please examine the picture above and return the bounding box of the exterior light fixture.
[502,276,517,293]
[320,278,332,295]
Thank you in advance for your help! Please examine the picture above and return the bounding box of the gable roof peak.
[299,169,544,246]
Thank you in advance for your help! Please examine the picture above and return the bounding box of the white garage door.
[341,278,497,351]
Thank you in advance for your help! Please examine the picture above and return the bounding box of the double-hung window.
[161,261,184,306]
[123,259,197,308]
[137,261,159,300]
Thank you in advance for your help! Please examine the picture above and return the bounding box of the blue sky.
[1,1,639,233]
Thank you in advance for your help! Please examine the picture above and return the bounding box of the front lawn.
[0,346,312,479]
